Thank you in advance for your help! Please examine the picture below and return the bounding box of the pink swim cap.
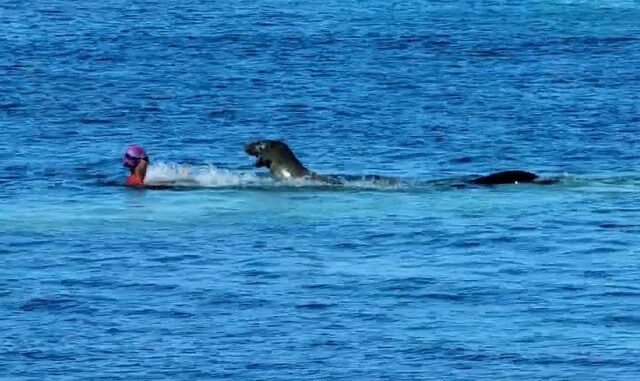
[122,144,148,168]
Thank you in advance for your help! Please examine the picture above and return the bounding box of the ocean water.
[1,0,640,379]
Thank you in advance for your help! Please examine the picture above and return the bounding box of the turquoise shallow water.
[2,1,640,380]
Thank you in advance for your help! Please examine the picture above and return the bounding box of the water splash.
[145,163,266,187]
[144,163,411,190]
[142,164,640,192]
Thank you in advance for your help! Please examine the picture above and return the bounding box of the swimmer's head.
[122,144,148,168]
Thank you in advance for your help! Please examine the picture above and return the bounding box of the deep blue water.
[2,1,640,379]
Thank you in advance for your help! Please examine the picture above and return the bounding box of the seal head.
[244,140,311,179]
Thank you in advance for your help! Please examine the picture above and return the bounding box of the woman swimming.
[122,144,194,188]
[122,144,149,186]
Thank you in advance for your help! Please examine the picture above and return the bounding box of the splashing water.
[143,164,640,192]
[144,163,412,190]
[145,163,266,187]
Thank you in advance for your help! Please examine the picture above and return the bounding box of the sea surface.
[1,1,640,380]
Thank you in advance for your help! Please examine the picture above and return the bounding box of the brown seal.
[244,140,545,185]
[244,140,315,180]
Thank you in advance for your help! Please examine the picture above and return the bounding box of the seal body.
[244,140,313,180]
[470,170,539,185]
[244,140,548,186]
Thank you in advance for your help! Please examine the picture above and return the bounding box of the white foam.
[142,163,416,190]
[145,163,265,187]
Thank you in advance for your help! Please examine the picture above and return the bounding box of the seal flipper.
[470,170,538,185]
[307,172,344,185]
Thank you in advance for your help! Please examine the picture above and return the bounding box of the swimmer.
[121,144,195,189]
[122,144,149,186]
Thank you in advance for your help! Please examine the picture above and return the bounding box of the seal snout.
[244,141,268,156]
[243,143,257,156]
[244,141,269,168]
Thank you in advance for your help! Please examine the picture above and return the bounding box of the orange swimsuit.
[126,174,144,186]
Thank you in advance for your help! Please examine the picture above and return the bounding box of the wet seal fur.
[469,170,539,185]
[244,140,313,180]
[244,139,550,186]
[243,140,394,184]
